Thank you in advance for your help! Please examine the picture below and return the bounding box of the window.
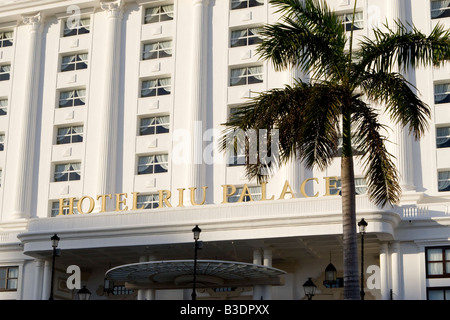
[56,125,83,144]
[230,27,262,47]
[0,266,18,291]
[328,177,368,195]
[142,40,172,60]
[0,31,13,47]
[438,171,450,192]
[228,186,262,202]
[137,154,168,175]
[435,83,450,104]
[426,247,450,277]
[112,285,134,295]
[230,66,263,86]
[428,287,450,300]
[61,53,88,72]
[431,0,450,19]
[63,17,90,37]
[139,116,170,136]
[144,5,174,24]
[338,11,364,31]
[54,162,81,182]
[51,199,79,217]
[0,134,4,151]
[0,169,2,187]
[437,127,450,148]
[231,0,264,10]
[137,193,160,209]
[0,65,11,81]
[141,78,171,97]
[59,89,86,108]
[0,99,7,115]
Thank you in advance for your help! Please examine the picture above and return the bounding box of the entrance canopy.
[105,260,286,289]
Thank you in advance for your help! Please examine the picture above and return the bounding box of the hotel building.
[0,0,449,300]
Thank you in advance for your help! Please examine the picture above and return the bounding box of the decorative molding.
[101,0,123,18]
[22,12,43,31]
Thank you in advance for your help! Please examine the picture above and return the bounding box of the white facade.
[0,0,448,300]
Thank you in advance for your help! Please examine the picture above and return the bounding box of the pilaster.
[95,0,123,211]
[189,0,209,202]
[10,12,43,220]
[379,242,390,300]
[390,242,403,300]
[388,0,415,192]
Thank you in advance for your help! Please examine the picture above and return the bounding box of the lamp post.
[49,233,60,300]
[191,225,201,301]
[77,286,91,300]
[302,278,317,300]
[358,218,368,300]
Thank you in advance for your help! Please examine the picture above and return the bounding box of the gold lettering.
[221,184,236,204]
[96,194,112,212]
[300,178,319,198]
[324,176,339,196]
[158,190,172,208]
[261,182,274,201]
[115,193,128,211]
[177,188,185,207]
[58,197,75,215]
[279,180,295,199]
[131,192,144,210]
[238,184,253,202]
[189,187,208,205]
[77,196,95,214]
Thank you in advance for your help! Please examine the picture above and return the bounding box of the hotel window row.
[50,15,90,189]
[137,3,174,179]
[435,81,449,193]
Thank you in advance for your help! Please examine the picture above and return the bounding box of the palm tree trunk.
[341,111,360,300]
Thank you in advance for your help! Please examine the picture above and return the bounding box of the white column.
[379,242,390,300]
[188,0,209,202]
[391,242,403,300]
[388,0,415,191]
[33,259,45,300]
[146,255,156,300]
[41,260,52,300]
[10,13,43,220]
[262,249,273,300]
[95,0,123,211]
[137,255,148,300]
[252,249,263,300]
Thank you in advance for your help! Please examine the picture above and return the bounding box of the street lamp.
[358,218,368,300]
[302,278,317,300]
[191,225,201,301]
[77,286,91,300]
[49,234,60,300]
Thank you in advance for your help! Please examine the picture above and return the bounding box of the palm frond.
[356,21,450,74]
[351,100,401,207]
[220,81,342,182]
[258,0,347,79]
[358,70,431,139]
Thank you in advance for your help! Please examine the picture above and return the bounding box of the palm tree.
[221,0,450,300]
